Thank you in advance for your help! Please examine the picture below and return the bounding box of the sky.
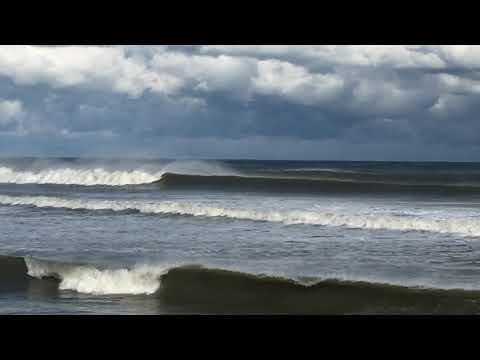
[0,45,480,161]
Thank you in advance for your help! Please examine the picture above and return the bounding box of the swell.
[2,164,480,195]
[158,266,480,314]
[2,255,480,314]
[158,173,480,195]
[0,255,60,296]
[1,194,479,237]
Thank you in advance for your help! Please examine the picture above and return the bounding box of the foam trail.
[1,195,480,237]
[25,257,164,295]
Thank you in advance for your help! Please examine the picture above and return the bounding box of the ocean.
[1,158,480,314]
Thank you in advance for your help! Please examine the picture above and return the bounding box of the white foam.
[2,195,480,238]
[25,256,165,295]
[0,160,237,186]
[0,166,164,186]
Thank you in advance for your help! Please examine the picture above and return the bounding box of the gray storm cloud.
[0,45,479,160]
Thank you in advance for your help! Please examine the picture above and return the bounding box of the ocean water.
[1,158,480,314]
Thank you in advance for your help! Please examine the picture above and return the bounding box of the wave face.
[158,266,480,314]
[158,172,480,195]
[2,255,480,314]
[1,194,479,237]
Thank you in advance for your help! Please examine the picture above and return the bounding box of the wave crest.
[0,166,164,186]
[1,195,479,237]
[25,257,165,295]
[0,160,238,186]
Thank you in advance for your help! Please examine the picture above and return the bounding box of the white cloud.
[200,45,446,69]
[0,99,25,126]
[0,45,473,110]
[0,45,182,97]
[428,45,480,68]
[437,73,480,94]
[151,52,346,105]
[150,52,256,97]
[3,45,480,144]
[252,59,344,104]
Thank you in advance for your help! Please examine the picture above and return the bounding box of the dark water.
[1,158,480,314]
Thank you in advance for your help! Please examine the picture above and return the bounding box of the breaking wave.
[2,255,480,314]
[1,161,480,195]
[0,194,479,237]
[0,166,164,186]
[0,160,238,186]
[24,256,165,295]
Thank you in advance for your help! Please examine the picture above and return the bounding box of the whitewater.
[0,166,165,186]
[24,256,165,295]
[0,160,238,186]
[2,159,480,314]
[0,194,479,238]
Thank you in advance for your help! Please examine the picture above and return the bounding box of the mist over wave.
[0,160,237,186]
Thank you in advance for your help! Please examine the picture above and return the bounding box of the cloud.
[437,73,480,95]
[428,45,480,69]
[150,51,257,100]
[252,59,344,105]
[0,45,480,160]
[199,45,447,69]
[0,99,23,123]
[0,98,25,133]
[0,45,182,97]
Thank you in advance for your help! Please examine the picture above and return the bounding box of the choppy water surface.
[1,158,480,314]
